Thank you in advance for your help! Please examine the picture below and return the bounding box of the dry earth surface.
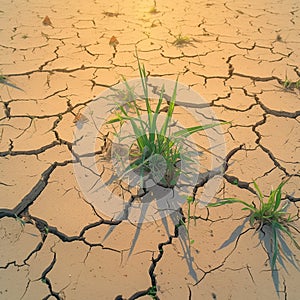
[0,0,300,299]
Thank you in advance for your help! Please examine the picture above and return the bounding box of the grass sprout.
[186,196,195,246]
[208,179,300,270]
[106,54,226,188]
[147,286,157,299]
[172,33,192,46]
[280,75,300,90]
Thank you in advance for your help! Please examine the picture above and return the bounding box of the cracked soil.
[0,0,299,299]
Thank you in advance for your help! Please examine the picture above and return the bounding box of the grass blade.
[253,180,264,203]
[160,77,178,137]
[173,122,228,138]
[121,75,136,102]
[207,198,256,211]
[265,189,277,212]
[273,180,287,211]
[150,86,165,144]
[136,53,152,125]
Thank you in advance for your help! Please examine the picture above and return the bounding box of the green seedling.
[208,179,300,270]
[186,196,195,246]
[172,33,191,46]
[14,214,26,228]
[14,214,38,237]
[147,286,157,299]
[178,215,195,250]
[106,54,226,187]
[44,226,49,235]
[283,77,292,89]
[281,75,300,90]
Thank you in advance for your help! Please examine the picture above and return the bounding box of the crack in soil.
[0,1,299,298]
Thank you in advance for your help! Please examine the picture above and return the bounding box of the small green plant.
[280,75,300,90]
[44,226,49,235]
[172,33,191,46]
[172,196,196,247]
[208,180,300,270]
[106,56,225,188]
[186,196,195,246]
[147,286,157,299]
[282,77,292,89]
[14,214,26,228]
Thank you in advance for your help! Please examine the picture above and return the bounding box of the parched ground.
[0,1,300,299]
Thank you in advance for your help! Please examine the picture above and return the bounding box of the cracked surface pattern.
[0,0,300,299]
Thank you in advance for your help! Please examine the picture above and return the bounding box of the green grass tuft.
[280,75,300,91]
[208,179,299,270]
[106,53,225,188]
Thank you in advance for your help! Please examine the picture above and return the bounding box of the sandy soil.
[0,0,299,299]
